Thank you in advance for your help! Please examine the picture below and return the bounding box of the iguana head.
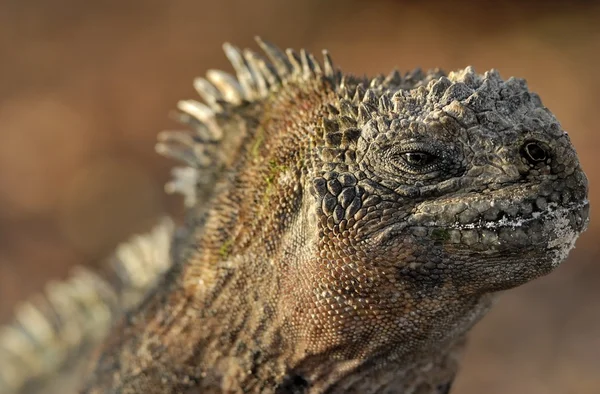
[309,67,589,298]
[230,47,589,364]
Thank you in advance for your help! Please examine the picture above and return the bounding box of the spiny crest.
[110,217,174,305]
[0,219,174,393]
[156,37,340,207]
[0,268,116,392]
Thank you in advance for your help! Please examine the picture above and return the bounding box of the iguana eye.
[402,151,435,167]
[389,144,445,176]
[396,151,440,174]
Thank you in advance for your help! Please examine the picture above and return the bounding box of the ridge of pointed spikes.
[156,37,341,206]
[0,219,174,394]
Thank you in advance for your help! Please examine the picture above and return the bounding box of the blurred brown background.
[0,0,598,392]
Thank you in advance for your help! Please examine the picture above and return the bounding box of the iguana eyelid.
[389,142,449,175]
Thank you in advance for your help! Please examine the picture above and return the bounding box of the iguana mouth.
[410,177,589,234]
[447,200,589,231]
[402,200,589,253]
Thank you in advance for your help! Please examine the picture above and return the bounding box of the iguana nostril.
[521,141,547,164]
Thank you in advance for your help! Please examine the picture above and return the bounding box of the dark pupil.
[405,152,431,166]
[523,142,547,163]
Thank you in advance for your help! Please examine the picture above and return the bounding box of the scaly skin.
[34,38,594,393]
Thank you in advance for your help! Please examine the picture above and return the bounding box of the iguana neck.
[103,265,492,393]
